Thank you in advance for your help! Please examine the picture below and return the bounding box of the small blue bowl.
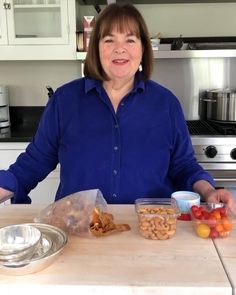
[171,191,200,214]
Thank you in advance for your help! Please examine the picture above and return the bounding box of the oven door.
[200,163,236,194]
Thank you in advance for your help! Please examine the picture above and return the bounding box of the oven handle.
[214,178,236,182]
[200,98,217,102]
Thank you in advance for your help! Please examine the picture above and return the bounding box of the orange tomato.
[215,223,224,233]
[211,210,221,220]
[222,217,233,231]
[219,230,230,238]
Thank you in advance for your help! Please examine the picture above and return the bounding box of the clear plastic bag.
[34,189,107,236]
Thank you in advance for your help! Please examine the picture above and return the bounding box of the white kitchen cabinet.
[0,0,76,60]
[0,142,59,205]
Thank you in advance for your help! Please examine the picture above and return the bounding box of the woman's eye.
[103,38,113,43]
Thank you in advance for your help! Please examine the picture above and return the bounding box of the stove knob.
[230,148,236,160]
[205,145,217,158]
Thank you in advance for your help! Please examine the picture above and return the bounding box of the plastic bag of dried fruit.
[34,189,130,237]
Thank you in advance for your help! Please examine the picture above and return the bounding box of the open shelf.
[77,0,236,4]
[77,49,236,60]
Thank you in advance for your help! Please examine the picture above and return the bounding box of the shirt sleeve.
[0,94,60,204]
[168,98,215,191]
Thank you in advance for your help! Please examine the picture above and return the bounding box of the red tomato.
[219,207,227,218]
[202,211,210,220]
[194,210,203,219]
[209,228,219,239]
[197,206,205,214]
[191,205,199,213]
[207,216,217,228]
[178,213,191,221]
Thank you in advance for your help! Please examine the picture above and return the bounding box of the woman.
[0,3,234,207]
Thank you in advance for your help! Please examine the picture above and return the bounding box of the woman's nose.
[114,42,126,53]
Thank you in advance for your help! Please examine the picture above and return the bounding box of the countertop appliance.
[0,86,10,128]
[187,120,236,189]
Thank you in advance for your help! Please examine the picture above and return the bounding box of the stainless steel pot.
[202,89,236,122]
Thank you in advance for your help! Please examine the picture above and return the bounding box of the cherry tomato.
[198,206,205,213]
[219,230,230,238]
[192,204,232,239]
[222,217,233,231]
[178,213,191,221]
[196,223,210,238]
[202,211,210,220]
[209,228,219,239]
[194,210,203,219]
[207,216,217,228]
[215,223,224,233]
[218,207,226,217]
[191,205,199,214]
[211,209,221,220]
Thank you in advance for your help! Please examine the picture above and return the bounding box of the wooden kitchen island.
[214,227,236,295]
[0,205,232,295]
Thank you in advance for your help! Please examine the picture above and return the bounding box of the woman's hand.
[205,188,236,211]
[0,187,13,203]
[193,180,236,212]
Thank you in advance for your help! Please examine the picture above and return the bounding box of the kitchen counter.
[214,227,236,295]
[0,204,232,295]
[0,126,36,142]
[0,107,44,142]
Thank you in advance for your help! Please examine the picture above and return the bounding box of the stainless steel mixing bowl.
[0,224,41,262]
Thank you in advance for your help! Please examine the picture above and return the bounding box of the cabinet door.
[0,148,59,205]
[0,1,8,44]
[29,169,59,204]
[7,0,69,45]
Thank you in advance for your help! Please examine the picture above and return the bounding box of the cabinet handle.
[3,2,11,9]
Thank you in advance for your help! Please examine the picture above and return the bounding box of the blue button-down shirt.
[0,76,214,204]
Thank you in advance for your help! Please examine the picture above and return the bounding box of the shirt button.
[120,102,124,106]
[114,146,118,151]
[113,169,118,175]
[114,124,119,129]
[112,193,117,198]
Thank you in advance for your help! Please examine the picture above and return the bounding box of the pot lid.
[206,89,236,99]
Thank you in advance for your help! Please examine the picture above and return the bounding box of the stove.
[187,120,236,136]
[187,120,236,188]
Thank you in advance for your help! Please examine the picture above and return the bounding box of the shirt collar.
[84,72,145,94]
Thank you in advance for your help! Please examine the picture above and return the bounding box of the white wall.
[0,61,81,106]
[1,2,236,106]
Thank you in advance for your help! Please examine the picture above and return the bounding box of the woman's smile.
[99,30,143,81]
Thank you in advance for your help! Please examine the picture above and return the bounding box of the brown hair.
[83,3,153,81]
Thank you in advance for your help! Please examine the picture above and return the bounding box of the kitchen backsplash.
[0,106,45,142]
[10,106,44,131]
[0,61,81,106]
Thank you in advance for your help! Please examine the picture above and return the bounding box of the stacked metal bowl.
[0,224,42,263]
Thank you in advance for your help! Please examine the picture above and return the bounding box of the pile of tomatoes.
[190,204,234,239]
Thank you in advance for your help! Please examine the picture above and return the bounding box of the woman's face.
[99,28,143,82]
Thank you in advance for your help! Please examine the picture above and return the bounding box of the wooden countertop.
[0,204,232,295]
[214,227,236,295]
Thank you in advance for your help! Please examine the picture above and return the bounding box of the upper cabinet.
[0,0,76,60]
